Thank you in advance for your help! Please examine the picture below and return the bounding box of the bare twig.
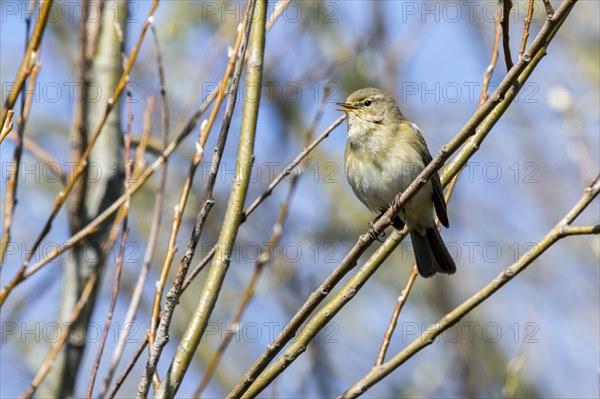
[501,0,514,70]
[375,266,418,366]
[543,0,555,18]
[0,109,14,144]
[106,337,148,399]
[1,62,39,264]
[1,0,53,124]
[266,0,291,30]
[480,4,503,105]
[519,0,536,60]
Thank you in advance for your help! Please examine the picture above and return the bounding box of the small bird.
[337,87,456,278]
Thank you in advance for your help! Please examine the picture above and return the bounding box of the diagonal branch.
[340,175,600,398]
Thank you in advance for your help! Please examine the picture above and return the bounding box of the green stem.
[153,1,267,397]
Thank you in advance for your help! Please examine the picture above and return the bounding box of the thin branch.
[4,133,67,184]
[0,109,14,144]
[519,0,536,60]
[1,62,39,264]
[0,0,53,124]
[340,176,599,398]
[266,0,291,30]
[375,266,418,366]
[543,0,555,18]
[558,225,600,236]
[480,4,502,105]
[228,1,579,396]
[106,337,148,399]
[501,0,514,70]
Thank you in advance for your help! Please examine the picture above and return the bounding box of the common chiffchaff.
[337,87,456,278]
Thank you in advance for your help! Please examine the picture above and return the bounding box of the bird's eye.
[363,100,372,107]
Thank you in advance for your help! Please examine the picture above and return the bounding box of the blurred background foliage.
[1,0,598,397]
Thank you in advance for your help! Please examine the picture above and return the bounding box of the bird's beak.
[336,102,357,112]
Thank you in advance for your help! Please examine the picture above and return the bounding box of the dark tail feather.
[410,228,456,278]
[427,227,456,275]
[410,230,436,278]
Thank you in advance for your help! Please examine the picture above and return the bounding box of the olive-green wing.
[410,123,449,228]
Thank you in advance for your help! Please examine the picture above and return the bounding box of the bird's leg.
[368,211,387,242]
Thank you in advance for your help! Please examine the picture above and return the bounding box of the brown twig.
[4,133,67,184]
[0,0,53,124]
[375,266,418,366]
[543,0,555,18]
[1,62,39,264]
[480,4,503,105]
[0,110,14,144]
[266,0,291,30]
[519,0,536,60]
[106,336,148,399]
[501,0,514,70]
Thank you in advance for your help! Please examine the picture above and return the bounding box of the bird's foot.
[368,220,386,242]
